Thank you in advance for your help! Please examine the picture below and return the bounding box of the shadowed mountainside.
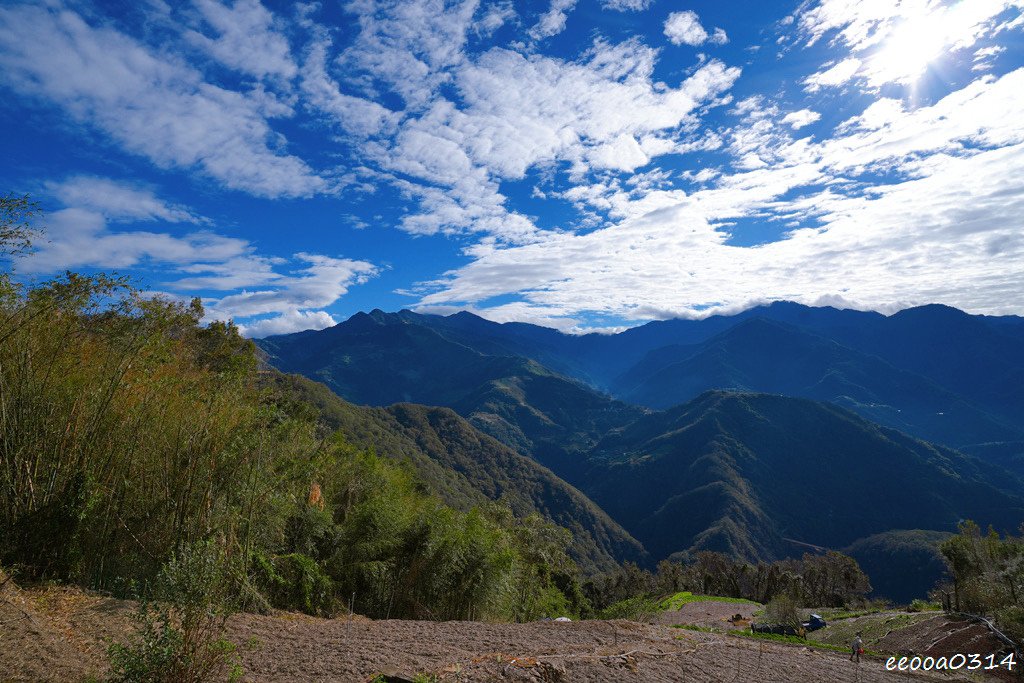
[610,318,1022,448]
[263,371,646,573]
[581,391,1024,562]
[843,530,953,604]
[256,304,1024,575]
[258,310,645,477]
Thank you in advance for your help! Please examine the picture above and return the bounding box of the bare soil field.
[650,598,759,630]
[813,611,1005,658]
[0,584,1002,682]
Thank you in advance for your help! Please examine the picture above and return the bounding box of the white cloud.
[798,0,1024,88]
[367,37,738,240]
[781,109,821,129]
[664,11,707,46]
[664,10,727,47]
[203,253,378,319]
[475,1,516,36]
[973,44,1006,71]
[18,177,376,335]
[268,3,739,247]
[18,207,249,274]
[45,176,205,224]
[529,0,578,40]
[237,309,337,337]
[587,134,650,171]
[339,0,480,109]
[185,0,297,81]
[389,174,539,241]
[451,42,736,178]
[416,144,1024,322]
[818,69,1024,171]
[835,97,903,132]
[601,0,653,12]
[300,35,398,137]
[413,68,1024,321]
[803,57,861,91]
[799,0,1021,52]
[171,255,284,291]
[0,3,324,198]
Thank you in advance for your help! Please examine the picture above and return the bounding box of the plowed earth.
[0,582,1003,682]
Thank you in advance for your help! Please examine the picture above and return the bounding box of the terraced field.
[1,584,1005,682]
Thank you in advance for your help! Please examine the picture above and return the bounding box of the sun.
[867,7,952,86]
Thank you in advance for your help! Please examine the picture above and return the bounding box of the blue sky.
[1,0,1022,336]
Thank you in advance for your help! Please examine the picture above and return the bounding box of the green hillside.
[263,371,646,573]
[452,363,645,481]
[582,391,1024,562]
[258,311,644,481]
[0,271,597,625]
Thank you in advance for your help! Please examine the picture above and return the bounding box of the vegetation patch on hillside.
[674,624,883,657]
[732,630,885,657]
[804,612,942,658]
[0,198,595,641]
[659,591,760,611]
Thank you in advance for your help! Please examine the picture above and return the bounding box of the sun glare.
[868,7,953,86]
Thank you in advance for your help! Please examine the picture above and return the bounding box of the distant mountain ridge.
[256,302,1024,579]
[258,309,645,479]
[610,317,1021,448]
[261,301,1024,455]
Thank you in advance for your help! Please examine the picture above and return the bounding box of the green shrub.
[994,606,1024,644]
[907,598,939,612]
[763,593,801,627]
[107,603,242,683]
[659,591,759,611]
[0,209,593,627]
[108,604,185,683]
[597,595,660,620]
[527,583,573,620]
[255,552,337,616]
[106,543,242,683]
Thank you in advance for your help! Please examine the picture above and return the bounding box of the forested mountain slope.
[263,371,646,573]
[581,391,1024,562]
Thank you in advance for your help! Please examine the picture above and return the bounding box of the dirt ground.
[230,614,960,683]
[0,584,1004,683]
[813,611,1005,658]
[650,599,759,630]
[875,615,1004,659]
[0,579,136,683]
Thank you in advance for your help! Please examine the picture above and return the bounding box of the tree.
[764,592,802,629]
[1,193,40,310]
[800,551,872,607]
[0,193,39,259]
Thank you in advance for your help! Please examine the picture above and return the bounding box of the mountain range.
[257,302,1024,597]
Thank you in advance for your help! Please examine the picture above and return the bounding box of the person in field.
[850,631,864,663]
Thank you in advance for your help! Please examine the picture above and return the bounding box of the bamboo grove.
[0,195,585,622]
